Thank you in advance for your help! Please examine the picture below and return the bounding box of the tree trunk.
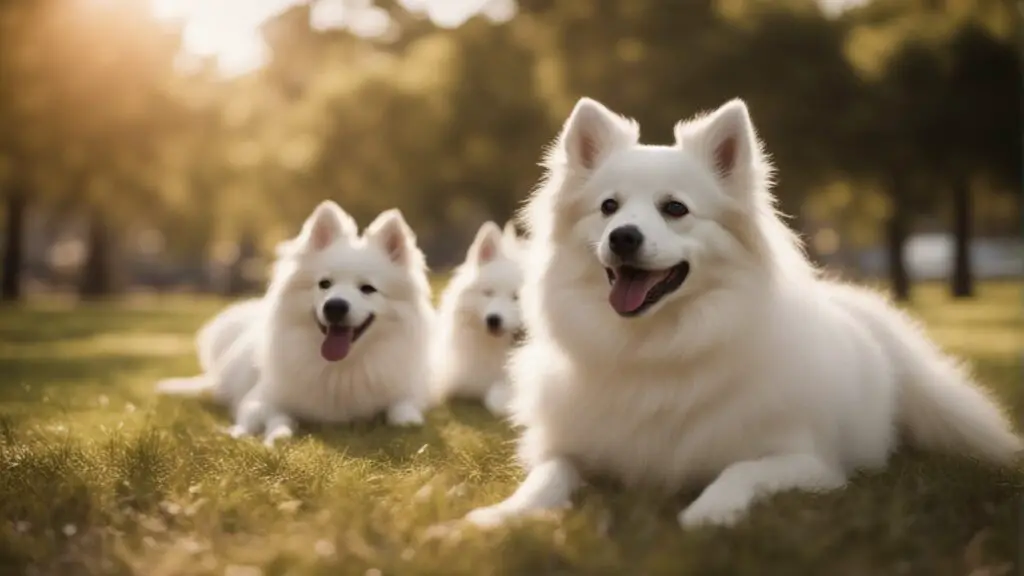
[950,175,973,298]
[222,231,257,297]
[78,209,115,299]
[1,187,27,302]
[887,193,911,302]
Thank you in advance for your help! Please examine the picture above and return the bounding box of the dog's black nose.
[609,225,644,258]
[486,314,503,332]
[322,299,350,324]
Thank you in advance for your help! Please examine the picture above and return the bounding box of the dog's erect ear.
[502,219,520,244]
[468,221,503,266]
[365,208,418,266]
[674,99,760,196]
[297,200,358,252]
[558,97,637,172]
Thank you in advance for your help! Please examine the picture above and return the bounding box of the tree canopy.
[0,0,1017,299]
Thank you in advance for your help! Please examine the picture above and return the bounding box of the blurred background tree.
[0,0,1018,303]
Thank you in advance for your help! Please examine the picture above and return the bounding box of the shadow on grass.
[0,355,158,395]
[262,400,515,468]
[456,451,1022,576]
[0,307,203,345]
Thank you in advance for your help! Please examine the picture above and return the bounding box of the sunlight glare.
[310,0,391,38]
[400,0,515,29]
[151,0,297,76]
[150,0,515,76]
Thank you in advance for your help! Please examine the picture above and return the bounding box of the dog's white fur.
[158,201,435,446]
[465,97,1023,529]
[156,298,264,414]
[431,220,524,415]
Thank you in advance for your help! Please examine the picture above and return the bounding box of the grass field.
[0,281,1021,576]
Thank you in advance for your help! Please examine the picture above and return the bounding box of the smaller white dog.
[431,220,524,415]
[158,201,435,446]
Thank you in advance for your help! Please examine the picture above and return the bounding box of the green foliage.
[0,281,1020,574]
[840,0,1019,204]
[0,0,1018,288]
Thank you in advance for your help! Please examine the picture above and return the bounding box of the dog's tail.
[155,375,215,398]
[833,285,1022,464]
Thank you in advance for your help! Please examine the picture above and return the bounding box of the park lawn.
[0,281,1020,576]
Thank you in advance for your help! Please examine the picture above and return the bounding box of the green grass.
[0,282,1021,576]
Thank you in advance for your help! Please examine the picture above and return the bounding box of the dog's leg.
[226,421,259,439]
[678,453,846,528]
[464,457,580,527]
[262,412,296,448]
[226,390,267,439]
[213,333,259,410]
[482,381,512,416]
[386,400,425,427]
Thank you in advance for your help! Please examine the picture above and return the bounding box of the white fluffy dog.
[431,220,524,415]
[157,298,263,414]
[464,97,1022,529]
[158,201,434,446]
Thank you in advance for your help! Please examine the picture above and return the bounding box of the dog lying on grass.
[158,201,435,447]
[464,96,1023,529]
[431,220,525,416]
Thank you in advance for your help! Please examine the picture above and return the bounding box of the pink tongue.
[609,271,668,315]
[321,327,353,362]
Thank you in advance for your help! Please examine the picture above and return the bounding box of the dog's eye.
[482,289,494,297]
[359,284,377,295]
[317,278,332,290]
[661,200,689,219]
[600,198,619,216]
[512,292,519,301]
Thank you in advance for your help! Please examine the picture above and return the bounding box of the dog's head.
[271,201,430,362]
[444,220,525,340]
[528,97,778,320]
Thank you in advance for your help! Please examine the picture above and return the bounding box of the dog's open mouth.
[316,314,375,362]
[605,262,689,317]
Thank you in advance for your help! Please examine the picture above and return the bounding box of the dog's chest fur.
[261,323,427,423]
[438,318,510,394]
[517,354,796,490]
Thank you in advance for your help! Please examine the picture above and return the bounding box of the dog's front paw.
[677,494,748,529]
[386,402,425,427]
[262,427,294,448]
[223,425,251,439]
[464,504,512,529]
